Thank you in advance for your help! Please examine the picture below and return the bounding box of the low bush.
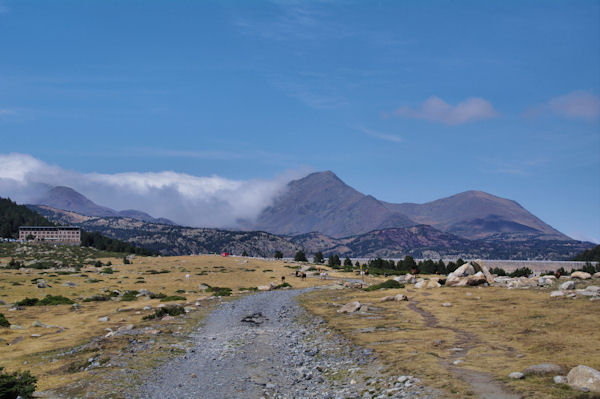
[272,282,292,290]
[159,295,186,302]
[149,292,166,299]
[206,286,232,296]
[38,295,74,306]
[0,366,37,399]
[100,267,114,274]
[0,313,10,327]
[365,279,404,291]
[142,305,185,320]
[82,295,111,302]
[489,267,507,276]
[15,297,39,307]
[509,267,533,278]
[120,290,139,301]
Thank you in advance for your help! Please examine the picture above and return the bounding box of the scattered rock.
[508,372,524,379]
[553,375,567,384]
[62,281,77,287]
[522,363,565,376]
[550,291,565,297]
[586,286,600,293]
[337,301,362,313]
[37,280,48,288]
[257,285,271,291]
[559,281,576,290]
[9,325,24,330]
[571,272,592,280]
[394,294,408,301]
[98,316,109,322]
[567,365,600,392]
[117,324,134,332]
[593,272,600,279]
[442,302,452,307]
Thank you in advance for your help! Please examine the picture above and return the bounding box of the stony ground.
[136,289,440,399]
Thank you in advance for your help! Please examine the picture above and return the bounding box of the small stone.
[442,302,452,307]
[553,375,566,384]
[508,372,524,379]
[98,316,109,322]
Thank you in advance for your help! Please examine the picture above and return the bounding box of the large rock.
[593,272,600,279]
[446,275,470,287]
[550,291,565,297]
[451,263,475,278]
[257,285,271,291]
[337,301,362,313]
[415,279,441,288]
[559,281,576,290]
[37,280,48,288]
[522,363,565,376]
[571,271,592,280]
[470,260,495,284]
[586,286,600,293]
[394,294,408,301]
[567,365,600,392]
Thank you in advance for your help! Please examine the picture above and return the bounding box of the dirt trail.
[136,290,438,399]
[408,300,521,399]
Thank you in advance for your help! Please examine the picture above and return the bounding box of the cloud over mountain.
[392,96,498,125]
[0,153,296,228]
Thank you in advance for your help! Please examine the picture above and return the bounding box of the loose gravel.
[137,289,439,399]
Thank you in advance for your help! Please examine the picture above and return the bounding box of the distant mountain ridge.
[250,171,570,241]
[34,186,174,225]
[32,205,594,260]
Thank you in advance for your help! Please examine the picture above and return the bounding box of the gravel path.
[137,289,438,399]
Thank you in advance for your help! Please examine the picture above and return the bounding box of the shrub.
[489,267,507,276]
[509,267,533,278]
[206,286,232,296]
[82,295,111,302]
[38,295,74,306]
[273,282,291,290]
[159,295,186,302]
[94,261,103,267]
[142,305,185,320]
[0,313,10,328]
[120,290,139,301]
[100,267,114,274]
[365,279,404,291]
[149,292,166,299]
[15,298,39,307]
[239,287,258,291]
[0,366,37,399]
[123,257,131,265]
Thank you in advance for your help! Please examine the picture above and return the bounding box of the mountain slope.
[34,186,174,224]
[250,171,414,238]
[252,171,569,241]
[384,190,568,241]
[34,205,594,260]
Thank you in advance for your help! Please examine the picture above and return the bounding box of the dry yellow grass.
[0,254,336,394]
[301,280,600,398]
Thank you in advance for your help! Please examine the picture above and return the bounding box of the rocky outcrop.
[567,365,600,392]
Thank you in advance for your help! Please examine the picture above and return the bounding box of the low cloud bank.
[0,153,298,228]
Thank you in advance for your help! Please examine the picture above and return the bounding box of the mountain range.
[22,171,594,260]
[248,171,569,241]
[35,186,174,224]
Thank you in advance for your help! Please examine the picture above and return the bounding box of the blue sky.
[0,0,599,241]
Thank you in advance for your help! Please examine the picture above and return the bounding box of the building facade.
[19,226,81,245]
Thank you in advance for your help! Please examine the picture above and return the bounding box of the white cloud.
[523,91,600,121]
[0,153,300,228]
[359,127,403,143]
[548,91,600,120]
[392,96,498,125]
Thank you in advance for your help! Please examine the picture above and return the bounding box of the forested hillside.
[0,197,54,238]
[0,197,154,255]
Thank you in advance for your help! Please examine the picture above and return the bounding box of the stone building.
[18,226,81,245]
